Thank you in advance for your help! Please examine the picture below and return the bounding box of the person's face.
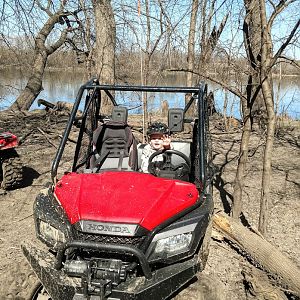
[149,134,164,150]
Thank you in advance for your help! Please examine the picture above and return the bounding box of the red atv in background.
[0,130,23,190]
[22,80,214,300]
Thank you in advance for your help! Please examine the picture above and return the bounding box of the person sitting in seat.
[140,122,172,173]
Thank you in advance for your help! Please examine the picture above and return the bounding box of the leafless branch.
[35,0,53,17]
[271,18,300,66]
[243,15,259,71]
[268,0,296,29]
[168,68,246,100]
[278,56,300,70]
[47,28,69,55]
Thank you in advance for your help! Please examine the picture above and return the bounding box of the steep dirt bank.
[0,110,299,299]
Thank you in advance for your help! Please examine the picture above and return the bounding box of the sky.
[113,0,300,59]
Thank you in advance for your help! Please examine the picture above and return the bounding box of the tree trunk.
[186,0,199,87]
[79,0,93,79]
[231,99,252,218]
[92,0,116,115]
[199,0,208,67]
[142,0,151,141]
[258,0,275,235]
[11,52,47,111]
[213,213,300,296]
[231,0,262,218]
[185,0,199,118]
[10,12,67,111]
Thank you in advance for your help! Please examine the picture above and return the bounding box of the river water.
[0,68,299,119]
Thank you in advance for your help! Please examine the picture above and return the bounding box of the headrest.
[112,106,128,123]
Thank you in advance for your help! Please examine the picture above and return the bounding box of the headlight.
[155,232,193,254]
[147,223,197,262]
[39,220,66,245]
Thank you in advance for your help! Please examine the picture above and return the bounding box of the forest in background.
[0,46,299,77]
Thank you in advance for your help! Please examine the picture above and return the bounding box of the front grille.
[75,231,145,248]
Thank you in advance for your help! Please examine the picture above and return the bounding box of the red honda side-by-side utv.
[0,130,23,190]
[22,80,214,300]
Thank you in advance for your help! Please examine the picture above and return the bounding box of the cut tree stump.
[213,213,300,297]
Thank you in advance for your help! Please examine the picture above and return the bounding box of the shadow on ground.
[21,166,40,188]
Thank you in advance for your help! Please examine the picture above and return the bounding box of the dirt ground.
[0,110,299,299]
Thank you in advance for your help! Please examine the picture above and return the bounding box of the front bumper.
[22,242,200,300]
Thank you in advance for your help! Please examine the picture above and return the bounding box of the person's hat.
[147,122,169,135]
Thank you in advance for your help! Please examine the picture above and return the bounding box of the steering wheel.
[148,149,191,177]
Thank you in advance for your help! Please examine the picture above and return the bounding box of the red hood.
[54,172,199,231]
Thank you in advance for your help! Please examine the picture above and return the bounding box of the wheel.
[29,282,51,300]
[0,149,23,190]
[0,259,42,299]
[198,216,213,271]
[172,273,225,300]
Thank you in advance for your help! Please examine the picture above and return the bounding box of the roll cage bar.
[51,79,208,187]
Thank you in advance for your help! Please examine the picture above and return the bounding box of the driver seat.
[89,109,137,172]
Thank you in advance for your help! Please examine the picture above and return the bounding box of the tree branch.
[271,18,300,67]
[268,0,296,29]
[243,15,259,71]
[35,0,53,17]
[47,28,69,55]
[277,56,300,70]
[168,68,246,101]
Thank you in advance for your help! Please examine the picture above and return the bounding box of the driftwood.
[38,99,74,113]
[213,213,300,297]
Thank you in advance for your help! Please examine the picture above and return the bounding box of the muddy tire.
[198,217,213,271]
[173,273,225,300]
[28,282,51,300]
[0,259,40,299]
[0,149,23,190]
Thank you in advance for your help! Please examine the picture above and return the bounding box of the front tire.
[0,259,40,299]
[29,282,51,300]
[198,216,213,271]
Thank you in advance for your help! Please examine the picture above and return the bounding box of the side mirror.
[168,108,184,132]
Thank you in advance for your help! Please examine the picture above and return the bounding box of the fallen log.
[37,99,74,113]
[242,265,288,300]
[213,213,300,297]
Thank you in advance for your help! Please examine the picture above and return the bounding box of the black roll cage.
[51,79,208,186]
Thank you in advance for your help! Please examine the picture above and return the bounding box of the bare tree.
[92,0,116,114]
[231,0,300,234]
[258,0,300,234]
[186,0,199,87]
[10,0,76,111]
[231,0,263,219]
[185,0,199,119]
[199,1,228,71]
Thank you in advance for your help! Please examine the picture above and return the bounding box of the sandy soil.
[0,110,299,299]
